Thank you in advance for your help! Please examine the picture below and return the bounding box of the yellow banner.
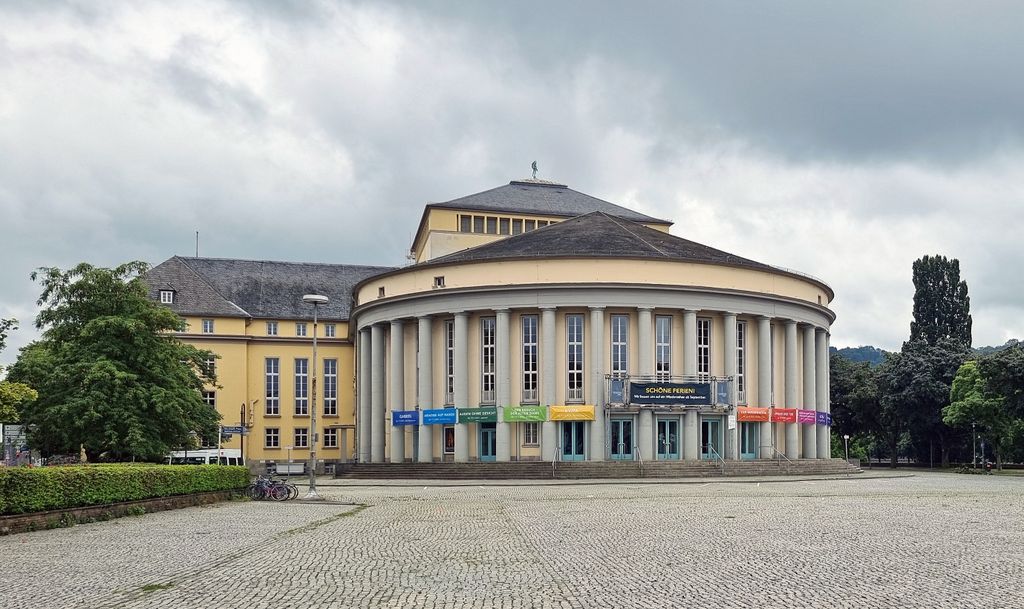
[549,405,595,421]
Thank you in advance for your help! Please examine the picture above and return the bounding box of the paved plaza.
[2,472,1022,609]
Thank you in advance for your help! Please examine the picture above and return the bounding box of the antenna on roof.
[531,160,538,180]
[195,230,199,257]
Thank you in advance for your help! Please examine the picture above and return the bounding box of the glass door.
[610,419,633,460]
[740,422,759,460]
[479,423,497,462]
[561,421,586,461]
[656,419,680,460]
[701,418,723,461]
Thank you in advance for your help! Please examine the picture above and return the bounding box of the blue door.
[740,422,759,460]
[610,419,633,460]
[479,423,496,462]
[561,421,586,461]
[701,418,723,460]
[657,419,680,460]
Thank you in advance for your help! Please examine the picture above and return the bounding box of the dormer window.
[160,290,174,304]
[378,286,385,298]
[433,276,445,289]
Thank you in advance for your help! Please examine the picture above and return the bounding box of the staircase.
[334,459,861,480]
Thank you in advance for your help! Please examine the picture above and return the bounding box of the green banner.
[457,407,498,423]
[503,405,547,422]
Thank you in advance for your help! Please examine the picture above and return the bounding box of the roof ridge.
[173,256,250,316]
[600,213,673,258]
[180,255,395,270]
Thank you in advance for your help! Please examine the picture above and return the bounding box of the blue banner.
[391,411,420,426]
[422,408,457,425]
[826,413,833,426]
[629,382,712,405]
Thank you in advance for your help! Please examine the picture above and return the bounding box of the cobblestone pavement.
[2,472,1022,609]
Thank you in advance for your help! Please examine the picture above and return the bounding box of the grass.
[138,582,174,594]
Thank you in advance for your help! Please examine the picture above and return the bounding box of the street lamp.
[972,421,977,469]
[843,434,850,463]
[302,293,329,501]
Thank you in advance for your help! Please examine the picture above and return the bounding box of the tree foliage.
[0,318,37,423]
[6,262,220,461]
[909,255,972,349]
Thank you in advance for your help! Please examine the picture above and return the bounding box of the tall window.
[296,322,307,337]
[267,321,278,336]
[566,314,584,402]
[656,315,672,380]
[265,427,279,448]
[325,323,336,338]
[737,321,747,403]
[523,422,539,446]
[481,317,496,404]
[444,319,455,405]
[265,358,280,415]
[323,427,338,448]
[521,315,538,403]
[294,427,309,448]
[202,319,214,333]
[610,314,629,376]
[204,356,216,378]
[697,318,711,380]
[324,359,338,415]
[294,358,308,415]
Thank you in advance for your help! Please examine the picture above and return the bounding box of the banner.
[504,405,547,422]
[391,411,420,426]
[737,407,771,422]
[550,405,595,421]
[422,408,457,425]
[458,407,498,424]
[826,413,833,426]
[816,411,829,425]
[609,378,627,404]
[629,382,711,405]
[771,408,797,423]
[797,409,817,424]
[716,380,731,405]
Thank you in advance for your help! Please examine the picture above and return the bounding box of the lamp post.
[972,421,977,469]
[302,294,329,501]
[843,434,850,463]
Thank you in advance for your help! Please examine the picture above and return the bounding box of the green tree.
[942,360,1014,468]
[6,262,220,461]
[0,318,37,423]
[909,255,972,349]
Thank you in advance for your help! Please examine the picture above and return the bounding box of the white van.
[165,448,244,466]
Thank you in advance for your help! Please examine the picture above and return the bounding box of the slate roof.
[426,180,671,224]
[145,256,395,321]
[427,211,780,273]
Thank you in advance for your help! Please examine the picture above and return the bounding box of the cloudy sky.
[2,0,1023,365]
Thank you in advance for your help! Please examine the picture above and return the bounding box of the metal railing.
[765,444,792,467]
[703,443,726,474]
[633,444,644,478]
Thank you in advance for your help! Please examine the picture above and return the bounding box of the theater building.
[147,178,834,469]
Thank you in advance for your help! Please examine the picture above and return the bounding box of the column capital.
[637,306,655,312]
[681,307,699,314]
[783,318,798,327]
[722,311,739,318]
[588,305,606,312]
[453,310,470,319]
[389,319,404,328]
[757,315,773,322]
[417,314,433,322]
[538,305,557,312]
[494,307,511,314]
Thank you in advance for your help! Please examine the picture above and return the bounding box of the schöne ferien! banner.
[629,382,711,405]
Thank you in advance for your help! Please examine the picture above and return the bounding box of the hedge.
[0,465,250,515]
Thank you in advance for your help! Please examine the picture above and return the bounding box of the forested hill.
[830,339,1020,365]
[973,339,1021,356]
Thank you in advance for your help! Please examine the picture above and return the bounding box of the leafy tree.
[0,318,37,423]
[6,262,220,461]
[909,255,972,350]
[943,360,1014,468]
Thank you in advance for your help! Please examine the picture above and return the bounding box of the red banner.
[770,408,797,423]
[737,407,771,422]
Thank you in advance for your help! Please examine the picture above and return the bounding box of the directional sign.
[221,426,245,434]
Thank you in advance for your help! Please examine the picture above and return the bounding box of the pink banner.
[797,409,817,424]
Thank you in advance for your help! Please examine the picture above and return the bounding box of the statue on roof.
[531,160,538,179]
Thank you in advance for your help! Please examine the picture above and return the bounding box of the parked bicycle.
[246,475,298,501]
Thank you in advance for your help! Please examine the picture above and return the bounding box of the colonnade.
[355,306,831,463]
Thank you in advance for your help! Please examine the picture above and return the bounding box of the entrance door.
[740,422,759,460]
[561,421,586,461]
[701,418,723,460]
[610,419,633,460]
[657,419,680,460]
[479,423,496,462]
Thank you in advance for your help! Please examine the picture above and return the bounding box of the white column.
[357,327,371,463]
[389,320,405,463]
[784,320,799,460]
[453,312,469,463]
[723,312,738,460]
[496,309,512,462]
[590,306,606,461]
[682,308,699,460]
[815,327,829,459]
[417,316,433,463]
[541,307,557,461]
[370,323,386,463]
[637,307,654,462]
[757,316,773,458]
[802,324,817,459]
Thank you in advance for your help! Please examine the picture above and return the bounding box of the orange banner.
[737,407,771,422]
[770,408,797,423]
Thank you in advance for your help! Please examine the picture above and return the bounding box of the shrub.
[0,465,249,515]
